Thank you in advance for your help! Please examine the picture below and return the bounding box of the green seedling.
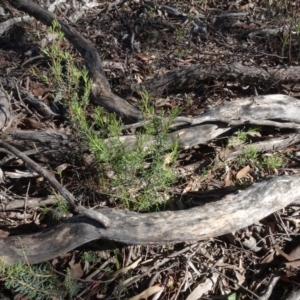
[262,154,283,170]
[238,146,260,165]
[228,127,260,148]
[0,261,67,299]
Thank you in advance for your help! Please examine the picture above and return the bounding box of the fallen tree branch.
[222,133,300,161]
[0,140,110,227]
[0,195,57,210]
[190,94,300,126]
[1,174,299,264]
[0,88,12,131]
[0,0,65,35]
[2,94,300,165]
[133,62,300,96]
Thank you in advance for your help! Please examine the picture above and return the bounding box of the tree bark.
[133,62,300,96]
[1,174,299,265]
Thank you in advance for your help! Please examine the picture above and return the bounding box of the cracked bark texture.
[0,174,299,264]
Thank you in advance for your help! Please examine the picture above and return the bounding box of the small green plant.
[238,146,283,171]
[113,250,121,270]
[183,94,193,108]
[64,268,81,297]
[39,20,179,212]
[0,260,66,299]
[40,197,70,221]
[262,154,283,170]
[81,251,98,263]
[147,7,156,19]
[228,127,260,148]
[238,146,260,165]
[175,27,186,41]
[281,29,291,58]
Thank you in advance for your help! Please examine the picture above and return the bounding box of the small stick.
[0,140,110,227]
[122,116,193,130]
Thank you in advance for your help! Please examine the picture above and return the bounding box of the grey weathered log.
[0,195,57,210]
[0,174,299,265]
[2,94,300,165]
[9,0,142,121]
[190,94,300,126]
[285,288,300,300]
[222,133,300,161]
[106,123,232,151]
[0,89,12,131]
[1,128,77,165]
[124,95,300,134]
[133,63,300,96]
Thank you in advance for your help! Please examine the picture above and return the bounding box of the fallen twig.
[0,140,110,227]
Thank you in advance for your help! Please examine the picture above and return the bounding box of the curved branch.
[1,174,299,264]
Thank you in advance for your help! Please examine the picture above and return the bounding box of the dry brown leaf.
[176,58,194,66]
[110,257,142,279]
[239,3,255,10]
[186,273,219,300]
[30,81,51,97]
[182,178,193,194]
[247,131,261,137]
[224,168,232,187]
[163,153,174,165]
[241,236,262,252]
[151,287,164,300]
[288,244,300,261]
[83,260,90,273]
[120,275,140,287]
[283,217,300,229]
[0,230,9,238]
[234,269,246,285]
[135,53,149,61]
[285,260,300,268]
[236,165,251,179]
[260,250,276,264]
[129,285,164,300]
[69,257,84,279]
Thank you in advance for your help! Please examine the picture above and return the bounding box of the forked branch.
[0,140,110,227]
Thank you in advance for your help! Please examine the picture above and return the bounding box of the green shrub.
[39,20,179,211]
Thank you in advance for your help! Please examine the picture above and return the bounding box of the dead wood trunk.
[1,174,299,265]
[0,89,12,131]
[3,93,300,160]
[133,62,300,96]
